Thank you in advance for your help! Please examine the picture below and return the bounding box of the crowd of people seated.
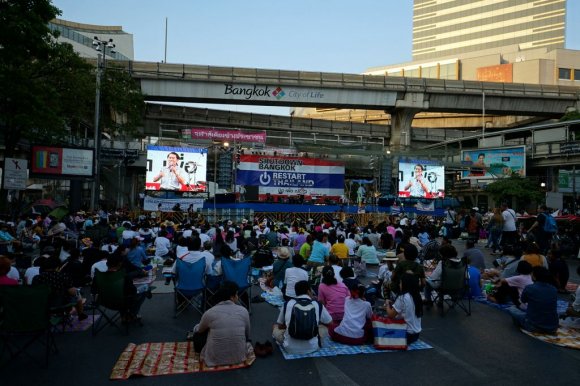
[0,205,578,364]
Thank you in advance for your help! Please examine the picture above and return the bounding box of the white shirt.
[276,295,332,354]
[154,236,171,257]
[200,250,218,275]
[331,265,343,283]
[172,250,208,274]
[344,239,357,255]
[101,244,118,254]
[181,229,193,238]
[393,293,422,334]
[199,233,211,246]
[24,266,40,285]
[334,297,373,338]
[122,229,138,240]
[502,208,517,231]
[7,266,20,281]
[91,260,109,278]
[283,267,309,298]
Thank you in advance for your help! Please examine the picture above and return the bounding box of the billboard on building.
[31,146,93,178]
[398,159,445,198]
[236,155,344,200]
[145,146,208,192]
[558,169,580,193]
[461,146,526,179]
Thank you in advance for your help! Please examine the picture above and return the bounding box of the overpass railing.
[108,60,580,97]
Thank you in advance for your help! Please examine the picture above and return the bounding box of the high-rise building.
[412,0,566,61]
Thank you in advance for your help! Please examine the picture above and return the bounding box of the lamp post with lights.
[91,36,116,212]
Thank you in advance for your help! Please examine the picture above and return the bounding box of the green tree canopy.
[484,175,544,209]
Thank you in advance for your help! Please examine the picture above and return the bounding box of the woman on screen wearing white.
[404,164,429,198]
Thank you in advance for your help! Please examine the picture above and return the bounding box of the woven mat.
[520,326,580,350]
[278,336,432,360]
[111,341,255,380]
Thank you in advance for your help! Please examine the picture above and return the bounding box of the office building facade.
[413,0,566,61]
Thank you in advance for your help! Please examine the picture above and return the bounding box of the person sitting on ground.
[423,244,461,305]
[418,229,440,263]
[327,254,343,283]
[317,265,349,322]
[252,235,274,268]
[308,232,329,267]
[271,247,293,288]
[299,234,314,262]
[547,249,569,293]
[482,245,520,281]
[127,237,149,270]
[283,254,309,299]
[154,230,172,259]
[25,254,49,285]
[385,272,423,345]
[273,280,333,355]
[521,241,548,268]
[0,256,19,286]
[488,261,533,307]
[391,244,425,295]
[507,266,558,334]
[331,234,349,261]
[466,256,483,299]
[328,279,373,345]
[191,281,252,367]
[462,240,486,271]
[33,256,88,320]
[565,266,580,318]
[356,236,379,265]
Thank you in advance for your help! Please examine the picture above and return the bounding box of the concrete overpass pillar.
[389,108,419,149]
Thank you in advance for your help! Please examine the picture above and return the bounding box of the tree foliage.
[484,175,544,208]
[0,0,144,157]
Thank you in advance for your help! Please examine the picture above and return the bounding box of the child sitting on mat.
[384,272,423,345]
[328,279,373,345]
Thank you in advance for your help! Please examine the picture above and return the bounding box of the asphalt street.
[3,240,580,386]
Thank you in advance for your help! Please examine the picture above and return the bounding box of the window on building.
[574,69,580,81]
[439,63,457,80]
[387,70,403,77]
[421,65,438,79]
[405,68,419,78]
[558,68,572,80]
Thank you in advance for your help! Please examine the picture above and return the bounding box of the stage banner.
[145,146,208,192]
[461,146,526,179]
[188,128,266,143]
[236,155,344,198]
[143,196,204,212]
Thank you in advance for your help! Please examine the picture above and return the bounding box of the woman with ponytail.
[317,265,349,322]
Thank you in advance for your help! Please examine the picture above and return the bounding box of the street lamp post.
[91,37,116,212]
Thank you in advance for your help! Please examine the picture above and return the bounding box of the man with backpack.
[272,280,332,354]
[528,205,557,254]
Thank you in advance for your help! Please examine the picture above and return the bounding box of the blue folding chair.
[174,257,206,318]
[221,257,252,313]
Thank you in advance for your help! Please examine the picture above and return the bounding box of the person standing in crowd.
[501,202,518,250]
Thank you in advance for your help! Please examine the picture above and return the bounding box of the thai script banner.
[188,128,266,143]
[236,155,344,197]
[461,146,526,179]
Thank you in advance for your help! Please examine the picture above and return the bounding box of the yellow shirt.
[331,242,349,259]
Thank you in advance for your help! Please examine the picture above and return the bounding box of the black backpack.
[284,298,322,340]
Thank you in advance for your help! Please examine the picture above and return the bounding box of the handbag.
[371,314,408,350]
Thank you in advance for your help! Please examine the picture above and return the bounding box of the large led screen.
[398,160,445,198]
[145,146,208,192]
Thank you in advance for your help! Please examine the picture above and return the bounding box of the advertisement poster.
[31,146,93,177]
[145,146,208,192]
[398,160,445,198]
[236,155,344,199]
[461,146,526,179]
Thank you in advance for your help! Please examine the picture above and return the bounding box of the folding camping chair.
[174,257,206,317]
[0,284,58,366]
[432,258,471,316]
[92,270,131,335]
[221,256,252,313]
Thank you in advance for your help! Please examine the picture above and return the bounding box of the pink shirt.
[317,282,349,321]
[0,276,19,286]
[505,274,533,298]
